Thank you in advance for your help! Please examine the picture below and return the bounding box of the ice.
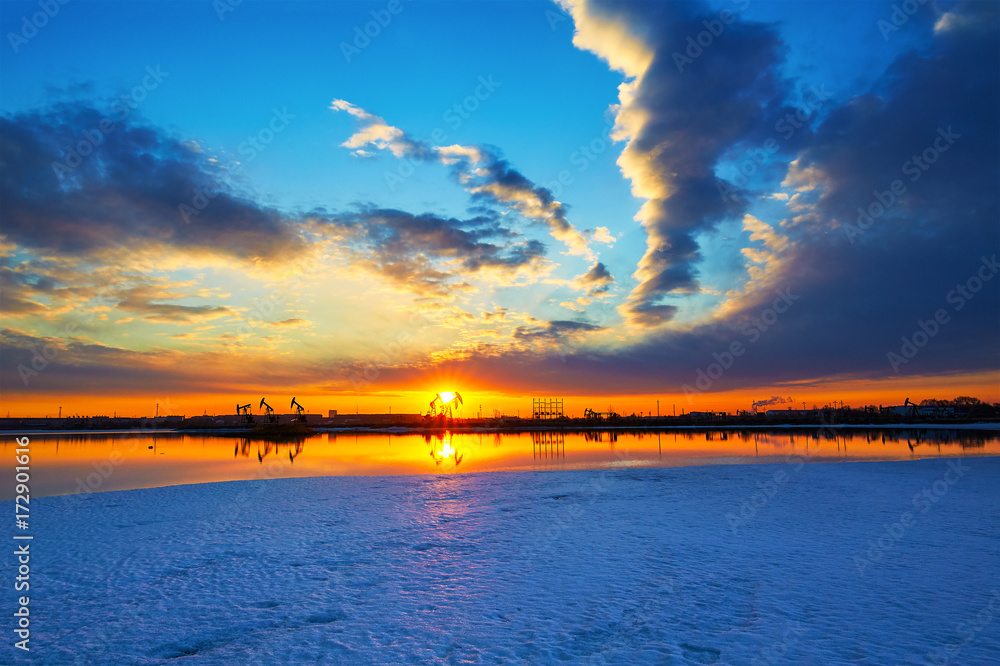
[5,458,999,664]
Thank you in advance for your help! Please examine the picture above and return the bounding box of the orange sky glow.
[4,370,996,419]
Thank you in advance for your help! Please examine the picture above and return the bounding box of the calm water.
[5,428,999,500]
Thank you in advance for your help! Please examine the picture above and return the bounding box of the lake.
[5,427,999,500]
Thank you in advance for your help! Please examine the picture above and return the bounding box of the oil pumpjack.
[259,398,278,424]
[429,392,463,419]
[237,403,254,425]
[238,397,314,437]
[290,397,307,423]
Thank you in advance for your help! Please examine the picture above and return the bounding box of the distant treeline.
[1,396,997,431]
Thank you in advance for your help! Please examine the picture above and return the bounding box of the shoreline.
[4,421,999,436]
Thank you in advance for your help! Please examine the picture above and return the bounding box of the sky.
[1,0,997,418]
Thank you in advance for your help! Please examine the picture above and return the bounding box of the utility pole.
[657,400,659,417]
[673,404,676,416]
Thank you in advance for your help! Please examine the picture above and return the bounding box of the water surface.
[5,427,999,500]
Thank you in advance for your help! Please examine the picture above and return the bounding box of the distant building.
[688,411,726,420]
[329,413,422,426]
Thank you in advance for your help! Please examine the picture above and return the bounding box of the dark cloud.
[116,285,233,324]
[464,151,585,250]
[317,207,546,297]
[0,266,50,317]
[743,0,1000,383]
[575,261,615,296]
[0,102,304,262]
[268,318,307,327]
[789,3,999,244]
[0,258,108,319]
[574,0,800,326]
[0,327,186,394]
[331,101,593,256]
[513,319,605,343]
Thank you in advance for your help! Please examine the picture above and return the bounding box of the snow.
[7,458,1000,664]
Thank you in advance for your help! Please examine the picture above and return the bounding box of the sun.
[429,391,464,418]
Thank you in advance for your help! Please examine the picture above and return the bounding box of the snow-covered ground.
[7,458,1000,664]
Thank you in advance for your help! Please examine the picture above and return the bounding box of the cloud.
[0,99,558,334]
[0,326,324,395]
[781,6,998,247]
[0,255,123,321]
[0,326,187,393]
[332,100,594,258]
[711,214,795,317]
[934,1,996,35]
[0,102,305,263]
[330,99,432,159]
[0,265,51,318]
[574,261,616,297]
[115,284,233,324]
[560,0,796,327]
[314,207,548,298]
[267,318,308,328]
[481,306,509,322]
[593,226,616,245]
[513,319,606,345]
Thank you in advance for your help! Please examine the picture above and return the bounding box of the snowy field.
[6,457,1000,664]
